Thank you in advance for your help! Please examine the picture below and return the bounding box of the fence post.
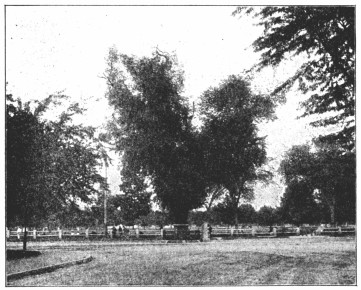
[58,229,62,240]
[33,229,37,240]
[296,227,300,236]
[273,227,277,237]
[252,228,256,237]
[338,226,342,235]
[200,223,210,242]
[135,228,139,238]
[85,228,89,239]
[6,228,10,239]
[160,229,164,239]
[230,227,234,237]
[110,229,113,239]
[17,229,21,240]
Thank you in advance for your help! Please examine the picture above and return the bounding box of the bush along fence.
[6,224,355,242]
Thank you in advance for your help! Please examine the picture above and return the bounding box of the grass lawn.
[6,236,356,286]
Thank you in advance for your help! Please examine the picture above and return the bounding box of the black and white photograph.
[5,3,356,286]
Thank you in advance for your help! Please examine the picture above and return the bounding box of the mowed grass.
[6,251,90,274]
[7,236,356,286]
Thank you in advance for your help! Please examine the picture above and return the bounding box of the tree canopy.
[234,6,355,151]
[104,49,207,223]
[278,179,327,225]
[199,75,275,226]
[257,206,278,226]
[104,48,277,225]
[114,177,152,226]
[6,94,107,248]
[279,142,355,224]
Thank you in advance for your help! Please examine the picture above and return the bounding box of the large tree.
[279,143,355,225]
[234,6,355,151]
[6,94,106,249]
[104,49,207,223]
[199,75,275,227]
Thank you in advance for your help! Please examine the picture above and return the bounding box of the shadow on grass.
[7,250,41,261]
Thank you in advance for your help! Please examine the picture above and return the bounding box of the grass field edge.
[7,256,94,282]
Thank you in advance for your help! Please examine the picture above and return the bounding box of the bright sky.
[6,5,326,209]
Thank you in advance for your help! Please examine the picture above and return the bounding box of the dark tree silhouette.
[7,94,106,249]
[199,76,275,227]
[279,143,355,225]
[104,49,207,223]
[234,6,355,151]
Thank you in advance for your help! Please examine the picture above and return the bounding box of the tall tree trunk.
[229,181,244,230]
[232,194,239,229]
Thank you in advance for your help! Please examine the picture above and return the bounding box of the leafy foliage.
[278,179,328,225]
[136,210,172,228]
[257,206,278,226]
[199,76,275,226]
[7,96,46,227]
[211,201,236,226]
[115,194,152,227]
[238,204,257,224]
[188,209,224,226]
[279,143,355,224]
[6,94,106,230]
[234,6,355,151]
[202,184,227,212]
[47,204,94,229]
[104,49,206,223]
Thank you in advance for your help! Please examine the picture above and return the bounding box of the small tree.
[6,94,106,249]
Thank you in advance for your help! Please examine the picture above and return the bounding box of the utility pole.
[104,161,108,237]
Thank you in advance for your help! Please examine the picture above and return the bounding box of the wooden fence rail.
[6,226,355,241]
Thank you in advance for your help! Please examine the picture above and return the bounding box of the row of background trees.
[7,6,355,248]
[8,189,352,230]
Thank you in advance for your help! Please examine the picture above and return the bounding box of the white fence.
[6,228,166,240]
[6,225,355,241]
[211,225,355,237]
